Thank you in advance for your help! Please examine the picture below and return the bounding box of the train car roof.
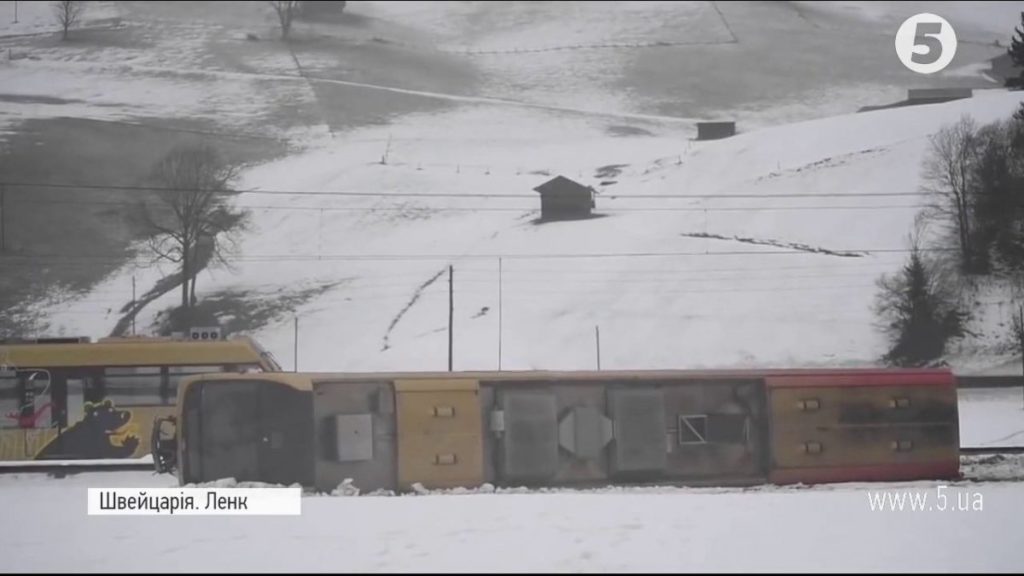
[0,336,278,369]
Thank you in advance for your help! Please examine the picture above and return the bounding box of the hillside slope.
[2,1,1022,374]
[34,88,1024,373]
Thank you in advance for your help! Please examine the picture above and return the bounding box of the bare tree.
[269,1,301,40]
[136,144,250,315]
[922,115,982,274]
[52,1,84,41]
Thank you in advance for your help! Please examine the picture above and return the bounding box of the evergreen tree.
[1009,12,1024,88]
[875,248,967,367]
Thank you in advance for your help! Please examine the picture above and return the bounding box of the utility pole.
[498,257,503,371]
[294,315,299,373]
[448,265,454,372]
[131,276,136,336]
[381,133,392,165]
[1018,305,1023,409]
[13,1,18,24]
[595,325,601,370]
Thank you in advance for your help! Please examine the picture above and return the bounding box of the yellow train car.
[163,367,961,491]
[0,335,281,461]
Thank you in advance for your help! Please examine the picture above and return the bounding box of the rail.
[0,458,155,476]
[0,447,1021,476]
[956,376,1024,389]
[958,446,1024,455]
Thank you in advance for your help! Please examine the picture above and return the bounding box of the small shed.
[696,121,736,141]
[533,176,595,221]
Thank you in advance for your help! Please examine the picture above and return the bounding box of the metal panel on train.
[766,375,960,483]
[313,380,397,493]
[658,379,767,482]
[489,383,614,485]
[608,387,667,476]
[394,379,484,490]
[483,378,769,486]
[497,389,560,481]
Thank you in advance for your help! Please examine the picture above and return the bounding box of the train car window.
[0,372,18,429]
[678,415,708,444]
[168,365,230,375]
[706,414,749,444]
[166,365,231,405]
[679,414,749,445]
[66,378,86,426]
[104,367,162,406]
[0,371,55,429]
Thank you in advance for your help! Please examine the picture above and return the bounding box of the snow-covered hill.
[33,88,1024,374]
[3,0,1024,374]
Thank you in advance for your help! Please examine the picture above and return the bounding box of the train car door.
[198,381,262,483]
[258,382,313,486]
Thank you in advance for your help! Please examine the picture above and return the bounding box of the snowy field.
[960,387,1024,448]
[1,465,1022,573]
[31,88,1024,376]
[2,0,1023,377]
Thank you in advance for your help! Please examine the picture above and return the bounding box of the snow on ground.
[802,1,1024,45]
[0,467,1021,572]
[0,59,320,141]
[38,88,1024,376]
[959,387,1024,448]
[357,1,1012,128]
[0,1,121,39]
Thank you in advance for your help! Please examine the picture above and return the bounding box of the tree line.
[874,13,1024,367]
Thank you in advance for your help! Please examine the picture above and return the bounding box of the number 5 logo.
[895,13,957,74]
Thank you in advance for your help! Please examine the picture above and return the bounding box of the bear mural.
[34,399,140,460]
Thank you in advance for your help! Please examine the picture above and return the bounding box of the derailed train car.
[154,368,961,491]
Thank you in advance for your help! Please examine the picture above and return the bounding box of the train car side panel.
[313,380,398,493]
[395,379,484,490]
[658,379,768,483]
[766,373,960,484]
[167,369,963,491]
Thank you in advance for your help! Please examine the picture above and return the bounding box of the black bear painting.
[34,399,140,460]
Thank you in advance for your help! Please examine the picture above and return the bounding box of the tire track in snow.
[681,232,867,258]
[381,268,447,352]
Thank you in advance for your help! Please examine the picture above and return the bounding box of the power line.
[0,180,934,200]
[0,247,957,265]
[43,263,907,298]
[6,197,929,213]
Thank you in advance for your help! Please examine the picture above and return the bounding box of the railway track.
[956,376,1024,389]
[959,446,1024,455]
[1,447,1022,477]
[0,460,156,476]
